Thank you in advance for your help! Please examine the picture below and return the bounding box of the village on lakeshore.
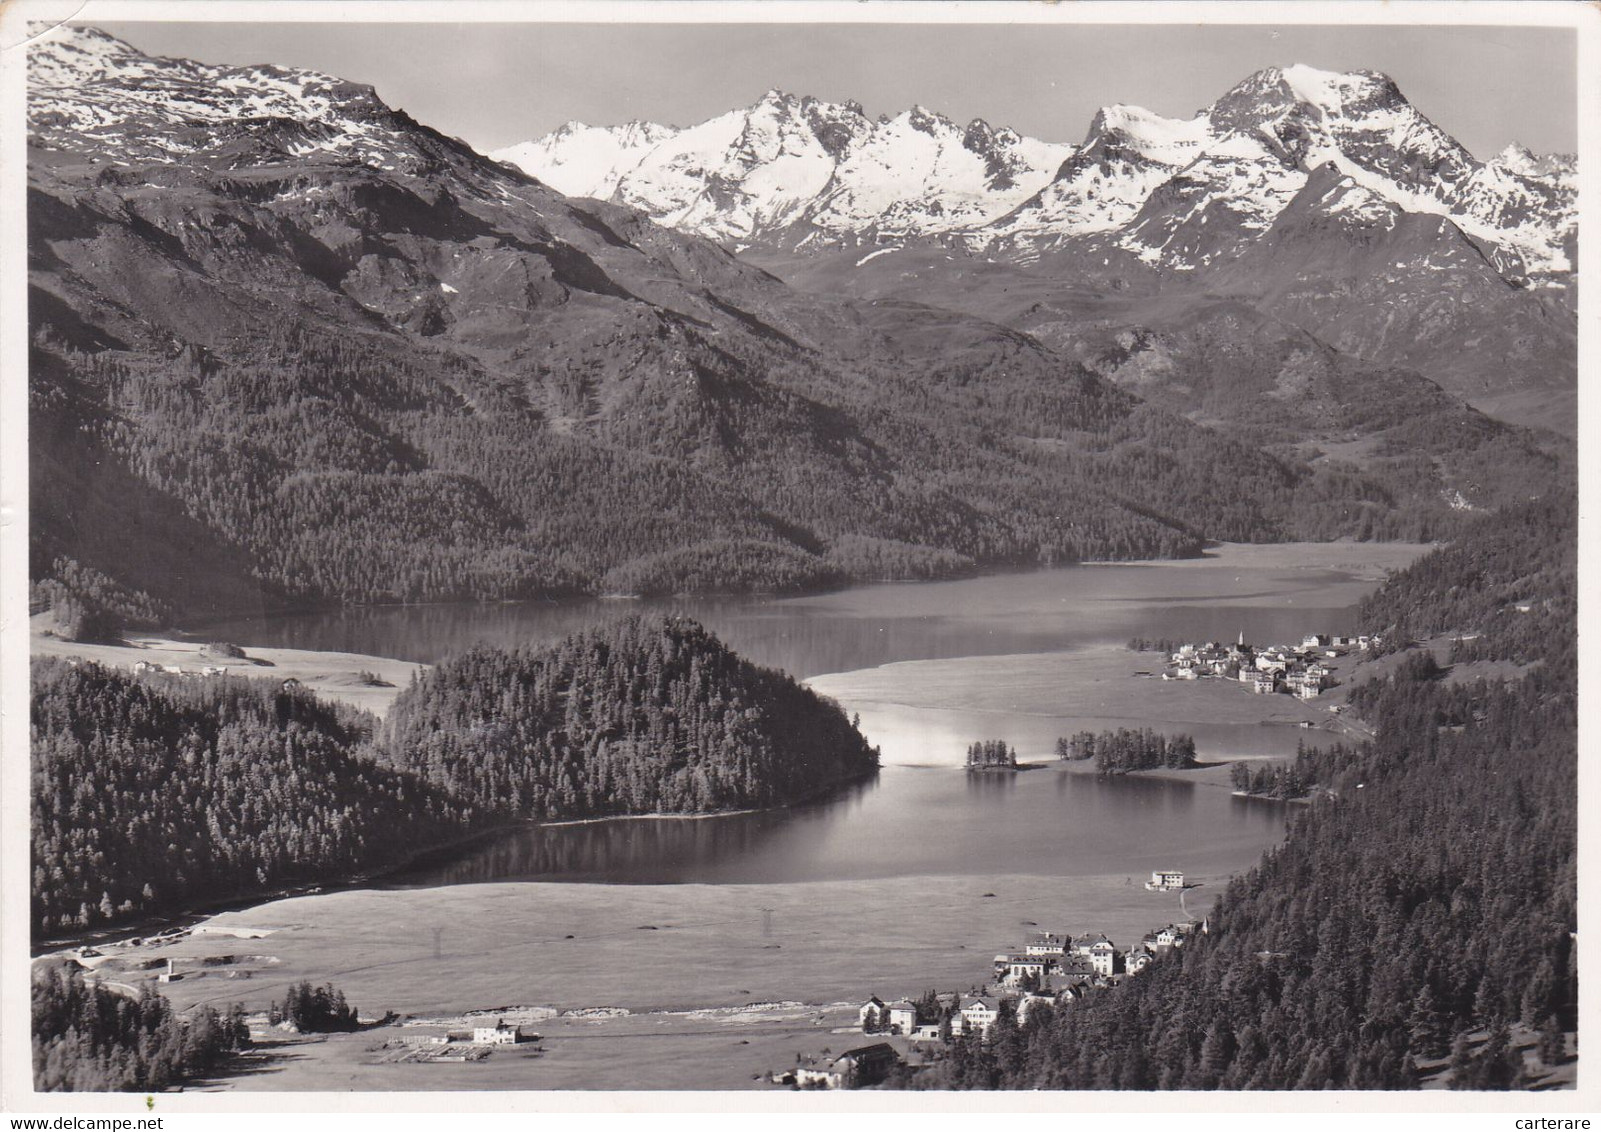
[773,873,1202,1089]
[1140,631,1382,700]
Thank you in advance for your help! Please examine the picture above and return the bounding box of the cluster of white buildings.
[1160,632,1378,700]
[132,659,230,678]
[855,916,1205,1043]
[400,1018,535,1048]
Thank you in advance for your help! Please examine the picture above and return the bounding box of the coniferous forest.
[32,308,1561,637]
[381,615,879,817]
[30,616,872,940]
[32,964,250,1092]
[29,660,485,938]
[904,493,1576,1090]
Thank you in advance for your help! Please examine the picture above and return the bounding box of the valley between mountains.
[27,28,1572,630]
[21,20,1579,1098]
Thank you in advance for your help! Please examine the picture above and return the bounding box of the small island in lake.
[1058,728,1199,775]
[965,739,1018,772]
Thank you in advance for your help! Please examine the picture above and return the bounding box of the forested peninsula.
[380,614,879,816]
[30,615,875,939]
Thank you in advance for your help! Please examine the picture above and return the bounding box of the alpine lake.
[90,541,1431,1091]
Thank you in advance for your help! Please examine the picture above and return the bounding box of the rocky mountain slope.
[499,66,1575,286]
[500,66,1577,432]
[27,27,1564,626]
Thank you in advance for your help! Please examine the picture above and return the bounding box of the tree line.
[965,740,1017,769]
[1126,638,1182,655]
[1057,728,1198,774]
[1230,760,1311,800]
[269,982,359,1033]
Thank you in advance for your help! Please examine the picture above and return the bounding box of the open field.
[51,872,1221,1090]
[30,613,422,717]
[79,872,1211,1020]
[193,1003,878,1092]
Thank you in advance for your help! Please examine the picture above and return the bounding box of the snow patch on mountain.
[1279,64,1384,116]
[493,120,679,198]
[856,246,899,267]
[497,91,1072,246]
[28,24,430,174]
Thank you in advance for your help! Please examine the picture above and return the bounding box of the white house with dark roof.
[471,1019,525,1045]
[795,1043,901,1089]
[857,996,886,1030]
[886,1001,919,1034]
[1024,931,1068,956]
[950,997,1000,1038]
[997,954,1050,985]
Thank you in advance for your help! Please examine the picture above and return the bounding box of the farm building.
[795,1043,901,1089]
[471,1020,528,1045]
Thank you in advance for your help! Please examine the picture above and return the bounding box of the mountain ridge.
[495,64,1575,287]
[26,26,1568,625]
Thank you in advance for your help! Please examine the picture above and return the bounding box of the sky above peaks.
[90,20,1577,159]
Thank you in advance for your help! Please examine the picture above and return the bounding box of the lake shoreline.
[30,614,423,718]
[29,543,1423,1090]
[117,538,1432,638]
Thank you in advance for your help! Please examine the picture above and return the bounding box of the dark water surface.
[385,764,1289,888]
[202,548,1382,678]
[203,546,1408,889]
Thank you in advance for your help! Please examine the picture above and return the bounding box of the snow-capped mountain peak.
[495,91,1074,247]
[495,118,681,198]
[28,22,446,175]
[990,64,1571,281]
[27,24,143,86]
[1277,64,1395,112]
[489,63,1570,283]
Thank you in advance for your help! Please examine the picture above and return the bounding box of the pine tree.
[1536,1016,1566,1067]
[1519,957,1557,1027]
[1447,1032,1475,1087]
[1407,986,1450,1060]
